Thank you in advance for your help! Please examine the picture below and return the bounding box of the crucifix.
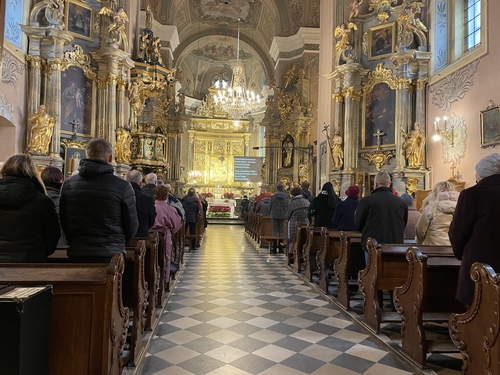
[70,120,79,138]
[450,162,456,178]
[373,128,385,150]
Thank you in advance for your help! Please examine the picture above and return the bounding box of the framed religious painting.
[362,81,396,149]
[60,66,96,138]
[61,139,87,178]
[480,103,500,148]
[65,0,94,41]
[368,22,396,60]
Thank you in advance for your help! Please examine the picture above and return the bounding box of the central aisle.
[141,225,412,375]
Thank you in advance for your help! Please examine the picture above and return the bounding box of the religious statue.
[298,162,309,184]
[145,5,153,29]
[282,137,294,168]
[176,93,186,114]
[402,122,426,168]
[27,105,56,155]
[96,5,129,50]
[397,1,427,47]
[348,0,363,21]
[115,127,132,163]
[331,130,344,170]
[128,80,146,116]
[334,22,357,53]
[147,36,164,66]
[45,0,65,30]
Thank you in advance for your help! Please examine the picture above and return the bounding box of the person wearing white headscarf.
[449,153,500,305]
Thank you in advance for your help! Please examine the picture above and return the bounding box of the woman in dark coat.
[449,153,500,306]
[309,182,340,228]
[332,185,360,231]
[181,188,200,250]
[0,154,60,262]
[287,187,310,254]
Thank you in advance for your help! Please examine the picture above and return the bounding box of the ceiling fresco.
[198,0,253,22]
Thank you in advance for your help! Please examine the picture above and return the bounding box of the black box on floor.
[0,285,52,375]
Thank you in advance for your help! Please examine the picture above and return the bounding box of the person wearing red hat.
[332,185,360,231]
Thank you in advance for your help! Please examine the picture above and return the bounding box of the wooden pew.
[449,262,500,375]
[258,215,273,247]
[152,229,168,307]
[292,223,309,271]
[333,231,363,309]
[317,229,343,293]
[0,254,128,375]
[303,227,326,281]
[123,241,148,367]
[128,234,159,330]
[358,238,457,333]
[394,247,463,368]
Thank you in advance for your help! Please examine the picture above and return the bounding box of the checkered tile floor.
[141,225,420,375]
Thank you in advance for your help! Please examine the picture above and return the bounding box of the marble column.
[117,78,127,129]
[25,56,42,120]
[45,58,64,158]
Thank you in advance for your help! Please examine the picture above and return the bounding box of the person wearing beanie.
[332,185,360,231]
[450,153,500,306]
[400,193,421,241]
[286,187,310,254]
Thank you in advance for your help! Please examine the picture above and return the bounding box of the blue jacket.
[332,196,359,231]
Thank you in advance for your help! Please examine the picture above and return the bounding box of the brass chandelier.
[213,19,260,120]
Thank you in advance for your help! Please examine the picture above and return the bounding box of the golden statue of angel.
[334,22,358,53]
[96,6,129,50]
[348,0,363,21]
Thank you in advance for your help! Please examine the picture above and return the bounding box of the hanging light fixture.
[213,19,260,120]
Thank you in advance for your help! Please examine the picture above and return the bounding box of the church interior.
[0,0,498,374]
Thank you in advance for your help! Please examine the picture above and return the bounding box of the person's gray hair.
[400,193,414,207]
[125,170,142,185]
[86,138,112,162]
[165,183,172,192]
[145,173,157,184]
[375,171,391,187]
[157,179,164,185]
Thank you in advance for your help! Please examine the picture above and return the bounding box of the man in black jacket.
[60,138,139,262]
[141,173,157,196]
[355,171,407,254]
[181,188,200,250]
[125,170,156,237]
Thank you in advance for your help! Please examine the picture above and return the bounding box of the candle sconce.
[432,116,456,148]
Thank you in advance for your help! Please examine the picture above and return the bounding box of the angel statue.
[334,22,358,54]
[397,1,427,48]
[128,80,146,116]
[96,6,129,51]
[348,0,363,21]
[45,0,65,30]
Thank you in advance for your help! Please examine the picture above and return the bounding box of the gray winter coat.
[269,190,289,220]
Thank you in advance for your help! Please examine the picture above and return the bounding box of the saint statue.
[145,5,153,29]
[115,127,132,163]
[45,0,65,30]
[282,138,294,168]
[402,122,426,168]
[331,130,344,170]
[27,105,56,155]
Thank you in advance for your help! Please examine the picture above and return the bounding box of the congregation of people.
[0,138,207,286]
[1,141,500,309]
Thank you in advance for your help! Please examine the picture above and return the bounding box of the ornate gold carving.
[26,55,42,68]
[397,2,428,48]
[44,58,66,72]
[61,139,87,150]
[96,5,129,51]
[98,78,107,89]
[63,45,97,80]
[26,105,56,155]
[115,128,132,164]
[334,22,358,54]
[332,92,344,102]
[362,32,368,56]
[368,0,398,13]
[363,63,399,93]
[332,179,340,196]
[45,0,65,30]
[342,87,362,101]
[377,11,390,23]
[282,63,303,89]
[415,78,428,89]
[405,177,420,195]
[117,79,127,91]
[360,150,395,171]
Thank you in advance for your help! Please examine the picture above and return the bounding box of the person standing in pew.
[141,173,158,196]
[125,170,156,237]
[269,183,290,247]
[355,172,407,309]
[0,153,60,262]
[287,187,310,254]
[152,185,182,285]
[60,138,138,263]
[332,185,360,231]
[181,188,200,250]
[400,193,420,241]
[308,182,340,228]
[415,181,458,245]
[450,153,500,306]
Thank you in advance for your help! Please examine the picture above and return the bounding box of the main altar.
[207,199,237,218]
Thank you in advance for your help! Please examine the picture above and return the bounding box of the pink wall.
[426,1,499,188]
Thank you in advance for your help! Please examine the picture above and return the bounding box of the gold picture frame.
[65,0,94,42]
[368,22,396,60]
[480,103,500,148]
[61,139,87,178]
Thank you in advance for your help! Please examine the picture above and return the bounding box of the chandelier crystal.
[213,19,260,120]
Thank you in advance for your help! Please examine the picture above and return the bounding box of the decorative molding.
[363,63,399,93]
[0,95,15,121]
[440,113,467,166]
[429,59,480,111]
[63,45,97,80]
[368,0,398,14]
[1,49,26,88]
[269,27,320,61]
